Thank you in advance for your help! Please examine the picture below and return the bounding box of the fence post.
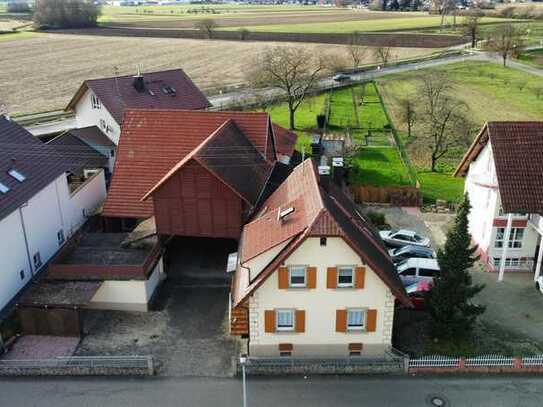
[147,356,154,376]
[513,357,523,370]
[403,356,410,374]
[458,357,466,370]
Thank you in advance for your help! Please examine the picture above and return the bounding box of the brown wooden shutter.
[295,310,305,333]
[355,266,366,289]
[336,309,347,332]
[327,267,337,289]
[278,267,289,289]
[264,310,276,333]
[307,267,317,289]
[366,309,377,332]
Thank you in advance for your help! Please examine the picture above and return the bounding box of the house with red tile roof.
[454,122,543,282]
[102,109,296,239]
[230,159,409,357]
[65,68,212,147]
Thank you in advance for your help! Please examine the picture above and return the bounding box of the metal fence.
[522,355,543,367]
[408,355,461,368]
[465,355,514,368]
[409,354,543,370]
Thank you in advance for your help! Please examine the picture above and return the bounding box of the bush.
[34,0,100,29]
[366,211,390,230]
[7,2,31,13]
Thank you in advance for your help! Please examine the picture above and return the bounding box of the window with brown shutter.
[336,309,347,332]
[278,267,289,289]
[295,310,305,333]
[327,267,337,289]
[307,267,317,288]
[366,309,377,332]
[264,310,275,333]
[355,266,366,289]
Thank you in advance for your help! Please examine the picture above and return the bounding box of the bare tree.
[463,10,483,48]
[346,33,368,70]
[415,72,474,172]
[195,19,217,39]
[247,46,327,130]
[486,23,525,67]
[373,47,393,67]
[398,97,417,139]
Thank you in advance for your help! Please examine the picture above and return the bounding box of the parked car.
[396,258,440,286]
[398,280,433,310]
[333,73,351,82]
[380,229,431,248]
[388,245,436,263]
[536,275,543,295]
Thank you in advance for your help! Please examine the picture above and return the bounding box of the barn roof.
[232,159,410,307]
[455,122,543,214]
[102,109,275,218]
[0,115,69,222]
[65,69,211,124]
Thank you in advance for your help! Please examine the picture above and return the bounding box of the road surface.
[1,374,542,407]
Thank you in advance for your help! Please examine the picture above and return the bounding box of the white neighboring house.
[455,122,543,281]
[0,115,107,313]
[230,159,410,358]
[64,68,212,148]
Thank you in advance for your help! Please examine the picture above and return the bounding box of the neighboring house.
[272,124,297,164]
[102,109,297,239]
[455,122,543,281]
[0,116,107,313]
[65,69,212,146]
[230,159,410,357]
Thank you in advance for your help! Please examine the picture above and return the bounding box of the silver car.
[379,229,431,248]
[388,245,436,263]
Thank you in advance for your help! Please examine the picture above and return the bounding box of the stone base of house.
[249,342,391,358]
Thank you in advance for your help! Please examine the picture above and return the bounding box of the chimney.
[133,67,145,92]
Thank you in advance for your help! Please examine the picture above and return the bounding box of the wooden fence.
[350,184,422,207]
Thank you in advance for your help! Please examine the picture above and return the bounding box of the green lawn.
[222,16,511,33]
[417,171,465,204]
[349,147,412,187]
[517,48,543,68]
[328,88,356,131]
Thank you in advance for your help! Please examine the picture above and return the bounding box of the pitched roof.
[142,119,273,205]
[65,69,211,124]
[102,109,274,218]
[67,126,115,149]
[0,115,69,222]
[455,122,543,214]
[272,124,297,158]
[47,132,108,173]
[233,159,410,307]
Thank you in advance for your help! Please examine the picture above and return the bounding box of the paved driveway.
[76,238,241,377]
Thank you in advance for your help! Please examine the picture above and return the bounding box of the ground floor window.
[492,257,526,268]
[347,309,365,331]
[276,309,295,331]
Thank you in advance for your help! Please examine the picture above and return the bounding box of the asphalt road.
[1,375,542,407]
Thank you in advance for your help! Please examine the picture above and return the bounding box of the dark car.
[388,245,436,263]
[333,73,352,82]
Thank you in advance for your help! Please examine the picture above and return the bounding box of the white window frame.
[91,94,101,109]
[288,265,307,288]
[276,309,295,332]
[57,229,65,246]
[347,308,366,331]
[337,265,355,288]
[99,119,106,130]
[492,257,526,268]
[495,227,524,249]
[33,252,42,269]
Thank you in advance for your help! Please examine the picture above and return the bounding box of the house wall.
[248,237,395,357]
[465,143,539,272]
[88,257,165,312]
[74,89,121,145]
[153,160,244,239]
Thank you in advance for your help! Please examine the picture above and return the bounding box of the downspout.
[18,206,34,276]
[498,212,513,282]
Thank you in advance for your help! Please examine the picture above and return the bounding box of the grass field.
[349,147,412,187]
[518,48,543,68]
[222,16,512,33]
[0,32,437,115]
[417,171,465,203]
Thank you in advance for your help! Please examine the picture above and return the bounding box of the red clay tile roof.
[233,159,409,307]
[272,124,297,158]
[455,122,543,214]
[65,69,211,124]
[102,109,274,218]
[0,115,69,222]
[142,119,273,205]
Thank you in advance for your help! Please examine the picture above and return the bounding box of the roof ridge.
[86,68,185,83]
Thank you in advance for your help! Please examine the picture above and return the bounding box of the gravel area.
[2,335,80,360]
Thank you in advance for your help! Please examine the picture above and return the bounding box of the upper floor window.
[347,309,365,331]
[498,207,525,218]
[91,94,101,109]
[33,252,42,270]
[57,229,65,246]
[289,266,306,288]
[495,227,524,249]
[99,119,106,130]
[337,266,354,288]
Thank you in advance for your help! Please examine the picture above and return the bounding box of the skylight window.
[0,182,9,194]
[8,169,26,182]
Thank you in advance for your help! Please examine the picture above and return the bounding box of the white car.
[536,276,543,294]
[379,229,431,248]
[396,258,440,286]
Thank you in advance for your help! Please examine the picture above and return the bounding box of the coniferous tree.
[426,194,486,339]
